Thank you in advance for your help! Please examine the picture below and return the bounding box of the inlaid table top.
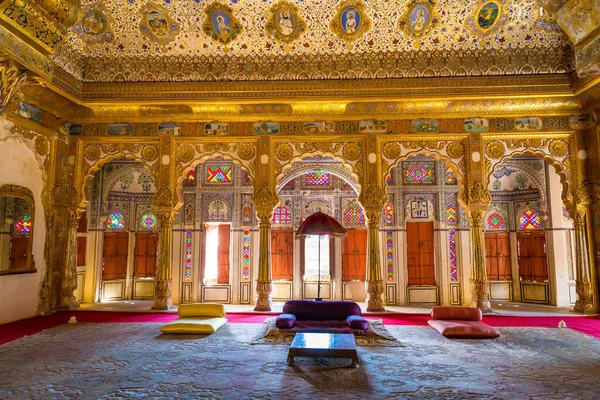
[288,333,359,368]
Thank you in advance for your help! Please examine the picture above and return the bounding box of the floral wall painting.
[139,3,180,46]
[17,102,43,124]
[266,1,307,45]
[203,2,243,45]
[515,117,543,131]
[205,123,229,136]
[359,120,387,133]
[398,0,440,40]
[466,0,508,37]
[158,123,180,136]
[330,0,372,42]
[73,3,114,45]
[107,123,134,136]
[253,122,280,135]
[464,118,489,132]
[412,119,439,133]
[303,121,335,134]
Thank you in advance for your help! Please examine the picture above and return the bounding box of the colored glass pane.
[446,165,457,185]
[344,205,365,225]
[140,213,157,230]
[14,216,31,233]
[185,229,192,280]
[487,212,505,230]
[305,171,330,186]
[384,203,394,225]
[207,165,232,183]
[562,205,570,221]
[242,203,252,225]
[107,212,124,229]
[449,228,457,282]
[447,203,457,224]
[386,230,394,281]
[187,169,195,184]
[403,163,434,184]
[273,206,291,224]
[242,229,251,281]
[519,210,541,230]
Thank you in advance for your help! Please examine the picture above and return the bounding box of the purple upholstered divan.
[275,300,370,333]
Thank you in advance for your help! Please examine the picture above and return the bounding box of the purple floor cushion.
[347,315,369,330]
[275,314,296,329]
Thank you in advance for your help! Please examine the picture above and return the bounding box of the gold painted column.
[152,185,175,310]
[253,186,278,311]
[572,186,595,313]
[361,184,386,312]
[60,207,84,308]
[467,183,492,312]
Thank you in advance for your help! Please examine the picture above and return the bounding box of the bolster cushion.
[430,306,482,322]
[346,315,369,330]
[177,303,226,318]
[160,317,228,334]
[282,300,362,321]
[428,320,500,339]
[275,314,297,329]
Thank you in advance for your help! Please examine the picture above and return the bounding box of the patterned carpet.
[0,323,599,399]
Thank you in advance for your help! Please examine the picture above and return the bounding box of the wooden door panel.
[518,232,547,282]
[342,229,367,281]
[76,236,86,267]
[272,229,293,280]
[9,235,29,270]
[217,225,230,284]
[103,232,128,280]
[406,222,435,286]
[134,233,158,278]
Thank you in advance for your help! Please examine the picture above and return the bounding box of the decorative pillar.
[361,183,386,312]
[61,207,84,308]
[252,186,278,311]
[152,185,175,310]
[467,183,492,312]
[572,185,595,313]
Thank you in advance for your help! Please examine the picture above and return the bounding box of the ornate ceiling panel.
[51,0,573,83]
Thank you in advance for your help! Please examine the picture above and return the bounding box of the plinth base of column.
[470,279,492,313]
[471,299,493,313]
[60,294,79,310]
[152,280,173,310]
[151,297,173,310]
[365,280,385,312]
[573,299,594,314]
[255,280,273,311]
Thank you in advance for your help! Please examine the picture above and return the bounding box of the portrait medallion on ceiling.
[330,0,372,42]
[203,2,243,45]
[73,3,114,45]
[266,1,307,45]
[139,3,180,46]
[465,0,508,37]
[398,0,440,40]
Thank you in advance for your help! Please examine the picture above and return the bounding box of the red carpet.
[1,311,599,346]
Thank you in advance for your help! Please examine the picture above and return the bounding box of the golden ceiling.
[50,0,573,83]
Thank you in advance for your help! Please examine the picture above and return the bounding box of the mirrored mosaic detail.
[446,165,457,185]
[15,216,31,233]
[187,169,195,184]
[487,212,505,229]
[566,231,573,280]
[344,204,365,225]
[140,213,157,230]
[242,203,252,225]
[386,230,394,281]
[207,165,232,183]
[385,203,394,225]
[386,174,392,185]
[447,204,456,224]
[562,204,570,221]
[273,206,292,224]
[449,228,457,282]
[519,210,541,230]
[242,229,250,281]
[306,171,330,186]
[107,212,124,229]
[185,229,192,280]
[403,162,434,184]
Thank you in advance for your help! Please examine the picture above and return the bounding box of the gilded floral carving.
[141,144,159,162]
[342,143,362,162]
[176,144,194,164]
[548,139,568,158]
[83,144,101,161]
[382,142,401,160]
[446,141,465,159]
[275,143,293,161]
[485,140,505,159]
[34,136,48,156]
[237,143,256,161]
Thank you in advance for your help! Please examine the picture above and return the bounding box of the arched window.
[14,216,31,233]
[487,212,505,230]
[384,203,394,225]
[519,210,541,230]
[446,204,456,224]
[273,206,292,224]
[140,213,157,230]
[107,212,124,230]
[344,204,365,225]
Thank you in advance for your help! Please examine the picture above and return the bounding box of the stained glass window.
[449,228,457,282]
[140,213,157,230]
[519,210,541,230]
[386,230,394,281]
[14,216,31,233]
[185,229,192,280]
[187,169,195,184]
[487,212,505,230]
[107,212,124,229]
[207,165,232,183]
[384,203,394,225]
[403,162,434,184]
[344,204,365,225]
[305,171,330,186]
[446,165,457,185]
[562,205,570,221]
[242,229,250,281]
[447,203,457,224]
[242,203,252,225]
[273,206,291,224]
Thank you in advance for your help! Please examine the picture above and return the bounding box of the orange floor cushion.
[428,320,501,339]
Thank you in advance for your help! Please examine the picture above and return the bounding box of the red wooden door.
[485,232,511,281]
[517,231,548,282]
[342,229,367,281]
[77,236,86,266]
[406,222,435,286]
[271,229,294,280]
[103,232,129,280]
[217,224,230,284]
[9,235,29,270]
[134,233,158,278]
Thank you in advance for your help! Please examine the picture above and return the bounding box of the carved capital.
[0,58,26,114]
[360,183,387,210]
[253,185,278,219]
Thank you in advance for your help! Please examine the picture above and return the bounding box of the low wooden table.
[287,332,359,368]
